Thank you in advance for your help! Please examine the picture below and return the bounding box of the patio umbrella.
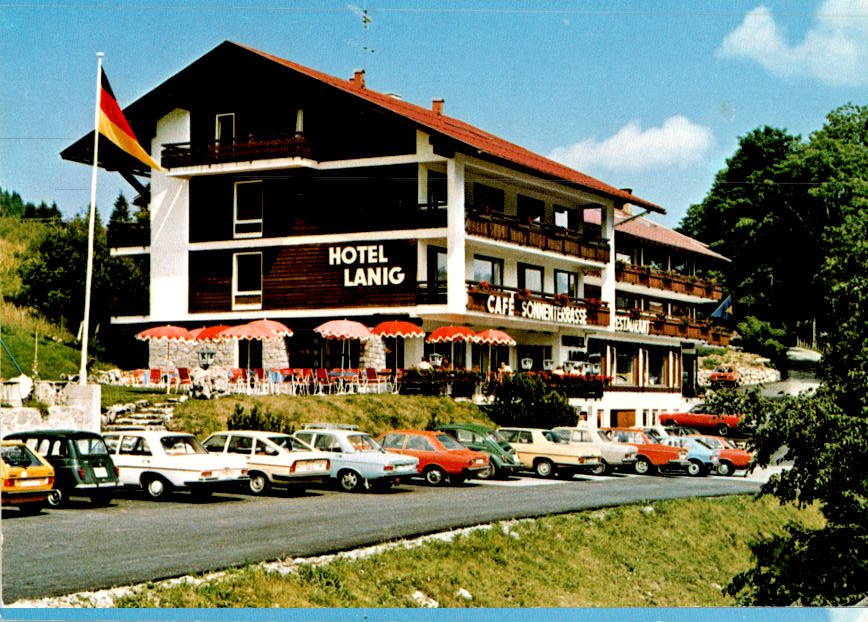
[194,324,233,342]
[472,328,516,373]
[219,319,293,377]
[314,319,371,371]
[426,325,476,368]
[135,325,194,392]
[371,320,425,375]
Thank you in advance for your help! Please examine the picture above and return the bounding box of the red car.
[709,365,738,385]
[693,435,753,476]
[602,428,690,475]
[376,429,489,486]
[659,403,742,436]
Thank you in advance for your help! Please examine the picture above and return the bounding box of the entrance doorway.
[613,409,636,428]
[238,340,262,370]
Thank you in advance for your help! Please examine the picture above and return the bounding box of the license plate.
[94,467,108,478]
[295,460,327,473]
[18,478,45,488]
[399,463,415,471]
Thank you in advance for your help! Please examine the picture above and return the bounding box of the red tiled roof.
[236,42,664,214]
[584,210,730,262]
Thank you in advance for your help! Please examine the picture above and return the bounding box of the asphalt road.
[1,472,761,602]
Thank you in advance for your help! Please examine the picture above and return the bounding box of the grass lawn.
[114,495,823,608]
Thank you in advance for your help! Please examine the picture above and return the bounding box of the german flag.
[99,69,162,171]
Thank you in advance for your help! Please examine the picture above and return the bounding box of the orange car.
[710,365,738,385]
[1,440,55,514]
[693,435,753,476]
[602,428,690,475]
[377,429,489,486]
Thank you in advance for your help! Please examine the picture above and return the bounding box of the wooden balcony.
[107,222,150,248]
[616,262,724,300]
[466,208,609,263]
[161,133,312,169]
[618,309,729,344]
[467,282,610,327]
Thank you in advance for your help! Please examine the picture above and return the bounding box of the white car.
[202,430,331,495]
[293,426,419,492]
[498,427,603,478]
[553,427,639,475]
[103,431,248,500]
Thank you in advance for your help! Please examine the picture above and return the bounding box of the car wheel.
[476,463,497,480]
[717,424,730,436]
[338,469,362,492]
[589,461,608,476]
[687,459,705,477]
[143,475,171,500]
[634,457,655,475]
[47,489,64,508]
[424,466,446,486]
[717,461,734,476]
[534,459,555,478]
[248,471,271,495]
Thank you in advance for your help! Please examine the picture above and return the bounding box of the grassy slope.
[115,495,823,608]
[168,394,496,438]
[0,317,81,379]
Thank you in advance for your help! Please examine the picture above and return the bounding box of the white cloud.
[717,0,868,87]
[548,116,713,172]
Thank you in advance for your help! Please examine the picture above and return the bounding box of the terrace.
[466,281,611,327]
[616,262,725,301]
[616,309,730,346]
[161,133,312,169]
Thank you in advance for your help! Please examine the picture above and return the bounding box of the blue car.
[659,436,719,476]
[293,425,419,492]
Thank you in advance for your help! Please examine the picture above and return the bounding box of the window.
[554,205,581,231]
[75,437,108,456]
[254,440,279,456]
[647,349,666,386]
[555,269,578,297]
[119,436,151,456]
[380,433,406,450]
[436,434,463,450]
[234,181,263,238]
[293,432,313,446]
[162,436,205,455]
[428,246,447,284]
[233,252,263,310]
[614,345,637,385]
[518,431,533,444]
[517,194,544,224]
[518,263,544,293]
[215,113,235,144]
[474,183,504,212]
[406,435,435,451]
[227,435,254,455]
[203,435,228,453]
[314,434,342,452]
[473,255,503,286]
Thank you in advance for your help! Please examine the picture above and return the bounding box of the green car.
[435,423,521,479]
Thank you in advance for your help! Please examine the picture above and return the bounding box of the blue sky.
[1,0,866,228]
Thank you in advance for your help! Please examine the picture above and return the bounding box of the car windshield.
[694,439,714,450]
[613,431,644,444]
[596,430,613,442]
[488,429,508,444]
[346,434,380,452]
[160,435,206,455]
[269,435,311,451]
[543,430,566,443]
[436,434,464,450]
[2,444,42,468]
[75,437,108,456]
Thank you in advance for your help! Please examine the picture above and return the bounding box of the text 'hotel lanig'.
[62,41,731,428]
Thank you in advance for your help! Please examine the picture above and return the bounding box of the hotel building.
[62,41,730,427]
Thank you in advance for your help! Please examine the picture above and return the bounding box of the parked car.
[5,429,121,507]
[376,429,489,486]
[497,427,603,478]
[552,427,638,475]
[602,428,690,475]
[710,365,738,385]
[658,404,742,436]
[658,436,719,476]
[203,430,331,495]
[292,426,418,492]
[691,435,753,476]
[1,440,54,515]
[103,431,248,500]
[434,423,521,479]
[642,425,702,441]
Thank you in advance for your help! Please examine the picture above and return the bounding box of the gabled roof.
[584,210,730,262]
[62,41,663,214]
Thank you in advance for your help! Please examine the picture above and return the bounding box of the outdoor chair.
[364,368,386,394]
[148,368,162,388]
[176,367,192,392]
[228,368,246,393]
[315,368,334,395]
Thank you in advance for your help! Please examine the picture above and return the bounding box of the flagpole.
[80,52,103,385]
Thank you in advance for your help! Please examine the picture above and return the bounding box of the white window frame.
[232,251,263,311]
[234,180,263,239]
[215,113,235,144]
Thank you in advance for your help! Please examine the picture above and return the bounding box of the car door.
[250,437,286,476]
[114,435,152,485]
[510,430,536,467]
[402,434,437,470]
[203,434,229,455]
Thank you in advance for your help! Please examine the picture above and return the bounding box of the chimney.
[351,69,366,89]
[432,98,444,115]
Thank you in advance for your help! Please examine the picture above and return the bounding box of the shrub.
[485,373,577,428]
[227,404,295,434]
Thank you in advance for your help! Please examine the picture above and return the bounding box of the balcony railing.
[465,208,610,263]
[616,262,724,300]
[417,281,448,305]
[467,282,611,327]
[617,309,730,345]
[161,133,312,169]
[107,222,150,248]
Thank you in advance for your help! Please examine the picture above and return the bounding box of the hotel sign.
[615,315,650,334]
[482,291,588,327]
[329,244,406,287]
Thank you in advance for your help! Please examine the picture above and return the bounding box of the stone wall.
[148,340,235,371]
[263,339,290,370]
[1,405,100,435]
[361,336,387,370]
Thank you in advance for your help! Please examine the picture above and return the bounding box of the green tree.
[726,105,868,606]
[485,373,577,429]
[109,192,131,224]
